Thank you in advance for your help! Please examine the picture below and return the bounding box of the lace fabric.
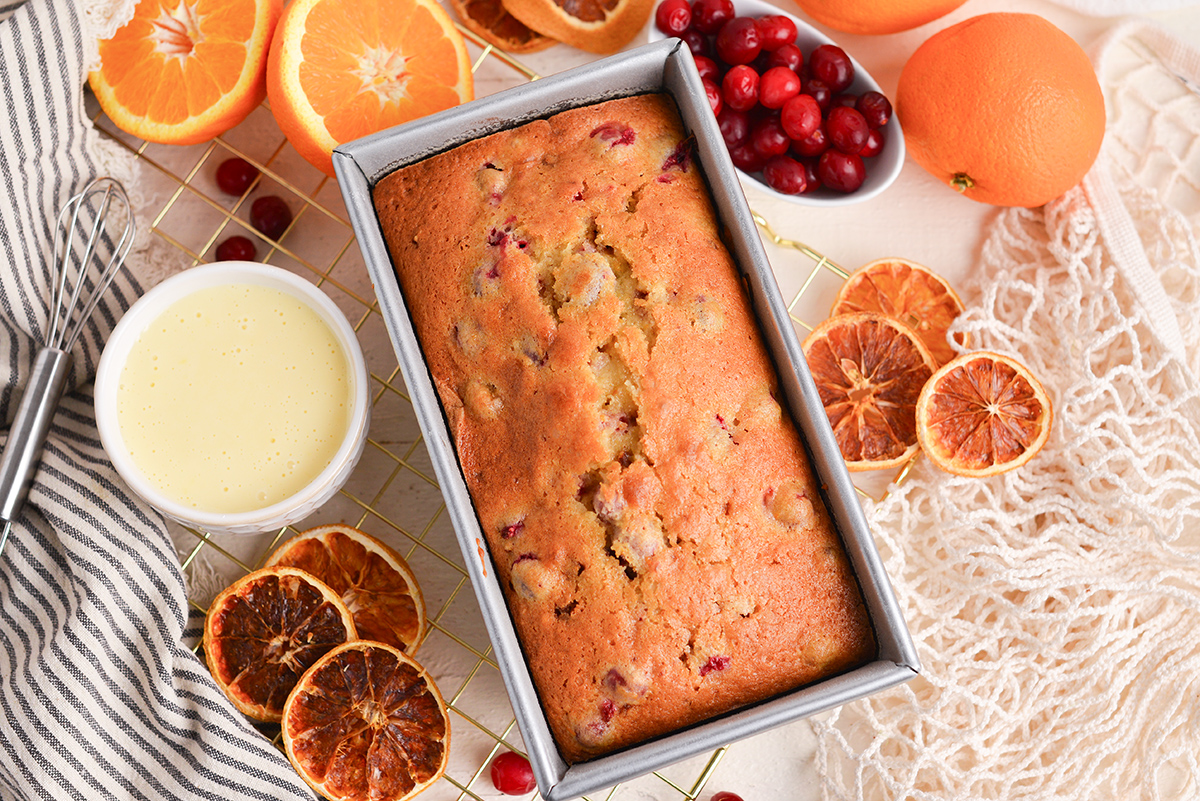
[815,21,1200,801]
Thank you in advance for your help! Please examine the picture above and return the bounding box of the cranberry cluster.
[655,0,893,196]
[213,157,295,261]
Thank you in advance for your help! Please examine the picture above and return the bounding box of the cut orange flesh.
[283,641,450,801]
[502,0,654,54]
[203,566,357,723]
[448,0,556,53]
[916,350,1053,477]
[803,312,937,471]
[89,0,282,144]
[265,0,473,176]
[831,257,967,366]
[266,524,427,653]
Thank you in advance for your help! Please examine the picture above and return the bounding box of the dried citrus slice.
[831,257,968,366]
[803,312,937,471]
[89,0,282,144]
[448,0,556,53]
[265,0,474,176]
[265,524,427,653]
[916,351,1053,477]
[283,641,450,801]
[502,0,654,54]
[203,566,357,722]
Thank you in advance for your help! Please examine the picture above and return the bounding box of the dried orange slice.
[265,524,427,653]
[89,0,281,145]
[831,257,968,366]
[203,566,357,723]
[283,641,450,801]
[803,312,937,471]
[265,0,474,176]
[503,0,654,54]
[916,351,1053,477]
[448,0,556,53]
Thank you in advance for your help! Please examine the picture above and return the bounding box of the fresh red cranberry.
[693,54,719,82]
[808,44,855,93]
[710,793,745,801]
[856,90,892,129]
[826,105,868,154]
[799,157,822,192]
[801,77,832,111]
[490,751,537,795]
[763,155,807,194]
[758,66,800,110]
[654,0,692,36]
[831,92,858,109]
[859,126,885,157]
[679,27,711,59]
[780,92,820,140]
[215,157,259,196]
[766,42,803,72]
[721,64,759,112]
[791,124,829,158]
[729,141,768,173]
[750,115,790,158]
[715,17,761,66]
[702,77,723,115]
[249,195,293,240]
[754,14,797,51]
[818,149,866,192]
[214,235,257,262]
[717,106,750,148]
[690,0,733,34]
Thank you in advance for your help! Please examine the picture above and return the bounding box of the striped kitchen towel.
[0,0,314,797]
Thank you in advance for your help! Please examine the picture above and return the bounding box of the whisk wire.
[48,177,134,353]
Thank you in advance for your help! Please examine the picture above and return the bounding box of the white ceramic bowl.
[648,0,905,206]
[95,262,370,536]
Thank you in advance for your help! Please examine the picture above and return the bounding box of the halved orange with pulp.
[283,641,450,801]
[203,566,357,723]
[89,0,282,144]
[916,351,1053,477]
[831,257,968,366]
[803,312,937,471]
[265,0,474,176]
[265,524,427,654]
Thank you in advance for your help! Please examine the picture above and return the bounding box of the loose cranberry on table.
[215,157,259,196]
[249,195,293,240]
[214,235,257,262]
[710,792,745,801]
[489,751,537,795]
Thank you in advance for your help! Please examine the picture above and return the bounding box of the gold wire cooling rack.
[85,23,914,801]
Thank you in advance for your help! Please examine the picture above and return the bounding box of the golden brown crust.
[501,0,654,54]
[373,94,876,763]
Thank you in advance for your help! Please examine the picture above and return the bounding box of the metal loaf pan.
[333,38,920,801]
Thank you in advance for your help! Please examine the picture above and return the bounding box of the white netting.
[814,20,1200,801]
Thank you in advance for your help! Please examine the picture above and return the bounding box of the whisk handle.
[0,348,73,523]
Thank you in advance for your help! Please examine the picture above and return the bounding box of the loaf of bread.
[373,94,876,763]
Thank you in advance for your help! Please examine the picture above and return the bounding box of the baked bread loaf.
[373,94,876,763]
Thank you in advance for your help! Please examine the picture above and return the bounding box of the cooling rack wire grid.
[84,26,914,801]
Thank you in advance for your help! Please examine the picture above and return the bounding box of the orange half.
[89,0,281,144]
[266,0,474,176]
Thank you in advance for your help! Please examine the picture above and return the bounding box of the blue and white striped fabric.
[0,0,314,797]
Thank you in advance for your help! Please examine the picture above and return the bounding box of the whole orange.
[790,0,968,35]
[896,12,1106,208]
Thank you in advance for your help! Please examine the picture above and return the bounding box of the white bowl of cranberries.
[649,0,904,205]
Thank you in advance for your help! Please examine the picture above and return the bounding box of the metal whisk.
[0,177,135,555]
